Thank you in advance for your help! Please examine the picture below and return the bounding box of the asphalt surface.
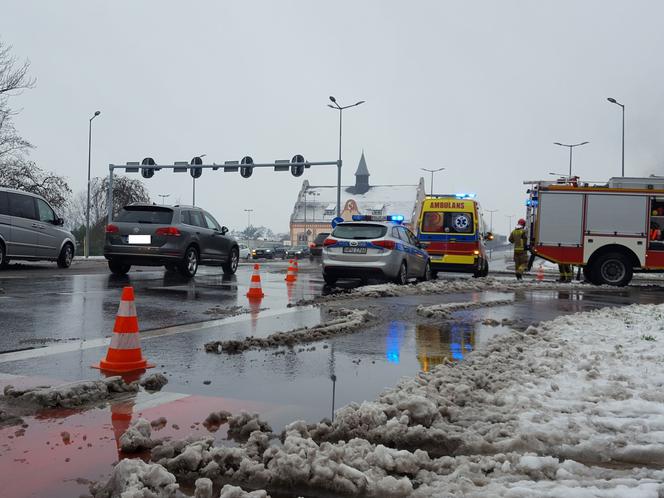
[3,257,664,498]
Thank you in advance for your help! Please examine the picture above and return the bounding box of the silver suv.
[0,188,76,269]
[104,204,239,278]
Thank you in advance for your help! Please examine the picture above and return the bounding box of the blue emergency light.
[352,214,404,223]
[454,193,476,199]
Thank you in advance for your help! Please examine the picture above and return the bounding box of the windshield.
[332,223,387,240]
[422,211,474,234]
[116,207,173,224]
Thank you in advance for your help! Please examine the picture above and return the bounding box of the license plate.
[343,247,367,254]
[128,235,151,244]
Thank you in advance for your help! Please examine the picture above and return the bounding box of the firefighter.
[558,263,573,283]
[509,218,528,280]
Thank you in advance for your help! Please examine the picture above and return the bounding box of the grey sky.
[3,0,664,234]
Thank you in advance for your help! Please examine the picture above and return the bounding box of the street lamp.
[553,141,589,177]
[485,209,498,233]
[505,214,515,234]
[244,208,253,228]
[420,167,445,196]
[328,96,366,217]
[158,194,170,205]
[607,97,625,177]
[85,110,101,259]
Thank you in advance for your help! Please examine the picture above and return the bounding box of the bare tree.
[0,158,71,210]
[0,39,35,165]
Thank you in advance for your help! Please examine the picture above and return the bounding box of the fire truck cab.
[526,176,664,286]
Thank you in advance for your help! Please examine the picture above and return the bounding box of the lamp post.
[328,96,365,217]
[85,110,101,259]
[607,97,625,177]
[553,141,589,177]
[158,194,170,205]
[486,209,498,233]
[420,167,445,196]
[244,209,253,228]
[505,214,514,235]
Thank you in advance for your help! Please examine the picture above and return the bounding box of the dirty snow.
[90,458,179,498]
[93,303,664,496]
[204,308,374,353]
[140,372,169,392]
[227,412,273,441]
[120,417,155,453]
[416,298,514,318]
[3,376,138,408]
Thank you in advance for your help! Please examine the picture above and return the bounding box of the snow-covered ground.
[92,303,664,497]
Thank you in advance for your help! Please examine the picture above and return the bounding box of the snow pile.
[120,418,155,453]
[203,410,231,432]
[227,412,273,441]
[140,373,169,392]
[294,277,616,306]
[204,308,374,354]
[416,298,514,318]
[90,458,179,498]
[218,485,270,498]
[95,303,664,496]
[3,376,138,408]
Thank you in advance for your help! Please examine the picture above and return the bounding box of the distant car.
[286,245,310,259]
[322,215,431,286]
[238,244,251,260]
[252,247,274,260]
[103,204,239,278]
[272,246,287,260]
[309,232,330,258]
[0,187,76,270]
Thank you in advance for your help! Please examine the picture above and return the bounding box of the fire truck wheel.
[591,252,633,287]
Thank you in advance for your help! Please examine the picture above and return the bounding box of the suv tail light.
[323,237,337,246]
[372,240,396,250]
[155,227,181,236]
[105,224,119,234]
[309,243,315,248]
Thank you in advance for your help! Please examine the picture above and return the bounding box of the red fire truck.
[525,176,664,286]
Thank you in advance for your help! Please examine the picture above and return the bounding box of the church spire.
[353,150,370,194]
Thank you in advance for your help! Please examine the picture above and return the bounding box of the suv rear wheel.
[108,259,131,276]
[418,261,432,282]
[323,273,337,286]
[222,247,239,275]
[57,243,74,269]
[179,246,199,278]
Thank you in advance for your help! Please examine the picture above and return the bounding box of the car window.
[181,210,190,225]
[116,207,173,224]
[189,210,207,228]
[332,223,387,239]
[36,198,56,223]
[397,226,412,244]
[404,227,419,246]
[204,212,221,231]
[8,193,37,220]
[421,211,474,234]
[0,191,8,215]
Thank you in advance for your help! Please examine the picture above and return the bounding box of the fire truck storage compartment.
[537,192,584,245]
[585,194,647,236]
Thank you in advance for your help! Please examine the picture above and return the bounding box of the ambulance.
[416,194,492,277]
[525,176,664,286]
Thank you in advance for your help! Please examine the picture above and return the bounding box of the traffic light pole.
[106,159,338,224]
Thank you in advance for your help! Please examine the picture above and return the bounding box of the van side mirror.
[221,226,229,235]
[486,232,494,241]
[55,217,64,226]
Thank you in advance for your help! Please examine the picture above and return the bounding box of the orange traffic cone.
[246,264,265,298]
[293,259,299,272]
[110,399,134,457]
[285,261,297,282]
[537,264,544,282]
[93,287,154,373]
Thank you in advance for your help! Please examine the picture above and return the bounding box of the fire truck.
[525,176,664,286]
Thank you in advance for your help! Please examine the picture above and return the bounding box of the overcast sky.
[3,0,664,234]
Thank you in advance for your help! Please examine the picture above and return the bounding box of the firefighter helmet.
[517,218,526,227]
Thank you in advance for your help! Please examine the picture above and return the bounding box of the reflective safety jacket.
[509,228,527,252]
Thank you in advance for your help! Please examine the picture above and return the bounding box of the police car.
[322,215,431,286]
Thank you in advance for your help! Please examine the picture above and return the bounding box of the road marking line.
[0,305,316,363]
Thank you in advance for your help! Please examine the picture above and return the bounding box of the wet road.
[3,260,664,498]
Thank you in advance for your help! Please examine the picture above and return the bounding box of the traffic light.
[190,156,203,179]
[290,154,305,177]
[240,156,254,178]
[141,157,156,178]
